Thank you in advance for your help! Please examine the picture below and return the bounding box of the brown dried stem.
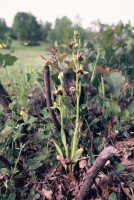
[0,82,12,110]
[44,65,61,131]
[76,146,116,200]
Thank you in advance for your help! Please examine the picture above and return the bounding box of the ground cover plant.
[0,24,134,200]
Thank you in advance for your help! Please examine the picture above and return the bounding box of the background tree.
[41,21,52,42]
[0,18,8,40]
[12,12,41,43]
[51,16,73,43]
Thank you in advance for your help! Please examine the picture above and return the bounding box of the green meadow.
[0,41,51,106]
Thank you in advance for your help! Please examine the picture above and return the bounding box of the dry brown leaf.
[96,66,108,74]
[121,182,133,199]
[41,188,53,200]
[79,159,87,169]
[56,155,66,168]
[58,53,67,62]
[0,174,4,180]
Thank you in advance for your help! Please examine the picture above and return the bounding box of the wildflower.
[57,90,63,96]
[20,111,26,116]
[54,89,63,96]
[20,107,27,116]
[77,69,84,75]
[77,54,84,62]
[69,42,75,49]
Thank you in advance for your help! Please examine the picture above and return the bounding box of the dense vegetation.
[0,18,134,200]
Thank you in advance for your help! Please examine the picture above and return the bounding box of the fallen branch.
[44,65,61,131]
[76,146,116,200]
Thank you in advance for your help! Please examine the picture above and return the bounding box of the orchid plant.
[50,31,88,171]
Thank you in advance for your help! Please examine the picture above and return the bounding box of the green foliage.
[12,12,41,43]
[104,72,125,99]
[128,100,134,114]
[108,192,117,200]
[106,99,121,115]
[0,53,17,68]
[51,16,73,43]
[0,18,8,39]
[41,21,52,41]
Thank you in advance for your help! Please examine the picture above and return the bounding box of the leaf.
[79,159,87,169]
[121,183,133,199]
[127,100,134,114]
[53,139,63,157]
[106,99,121,115]
[0,168,10,175]
[61,129,67,147]
[120,110,129,121]
[34,193,40,199]
[108,192,117,200]
[72,147,83,162]
[60,128,68,157]
[26,73,31,82]
[56,155,66,168]
[27,159,42,170]
[7,192,16,200]
[0,53,17,68]
[104,72,125,99]
[23,114,29,123]
[115,164,126,175]
[62,96,75,113]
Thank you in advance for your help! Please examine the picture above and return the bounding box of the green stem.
[90,48,99,83]
[71,73,81,158]
[76,74,79,125]
[59,96,68,158]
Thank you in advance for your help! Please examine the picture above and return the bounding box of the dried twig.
[76,146,117,200]
[44,65,61,131]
